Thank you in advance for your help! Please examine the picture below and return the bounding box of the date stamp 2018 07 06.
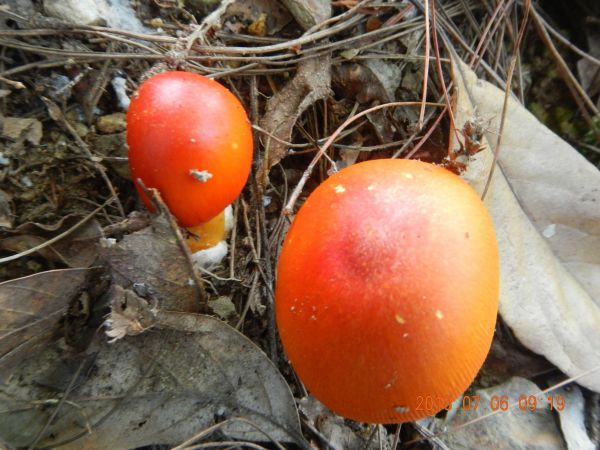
[416,394,566,413]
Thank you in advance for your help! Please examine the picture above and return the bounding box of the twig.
[408,0,507,89]
[283,101,445,214]
[469,0,514,69]
[235,271,259,330]
[481,0,531,200]
[538,14,600,67]
[0,198,113,264]
[0,75,25,88]
[418,0,431,129]
[305,0,371,34]
[412,421,452,450]
[171,417,287,450]
[391,424,402,449]
[136,180,209,312]
[430,0,457,134]
[186,0,236,51]
[229,200,239,280]
[403,105,449,160]
[257,196,278,363]
[27,356,90,450]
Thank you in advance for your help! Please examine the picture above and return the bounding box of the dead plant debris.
[1,0,599,448]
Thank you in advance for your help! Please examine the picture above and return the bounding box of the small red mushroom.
[127,71,253,228]
[275,158,499,423]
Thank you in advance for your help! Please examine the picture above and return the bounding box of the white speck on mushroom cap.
[435,310,444,319]
[334,184,346,193]
[190,169,213,182]
[395,314,406,324]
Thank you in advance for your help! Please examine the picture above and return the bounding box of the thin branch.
[482,0,531,200]
[136,181,209,312]
[0,198,113,264]
[430,0,458,133]
[418,0,431,129]
[283,101,445,214]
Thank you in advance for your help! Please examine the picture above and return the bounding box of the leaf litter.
[0,0,600,448]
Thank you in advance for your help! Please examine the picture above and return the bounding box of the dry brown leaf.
[450,55,600,392]
[0,268,89,367]
[0,289,307,448]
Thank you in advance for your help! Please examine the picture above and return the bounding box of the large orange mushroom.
[275,158,499,423]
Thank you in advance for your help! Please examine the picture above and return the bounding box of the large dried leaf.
[0,305,306,448]
[450,56,600,392]
[0,268,88,367]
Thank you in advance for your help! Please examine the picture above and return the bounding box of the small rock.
[104,0,148,33]
[43,0,108,26]
[96,113,127,134]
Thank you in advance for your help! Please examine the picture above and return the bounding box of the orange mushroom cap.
[275,158,499,424]
[127,71,253,227]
